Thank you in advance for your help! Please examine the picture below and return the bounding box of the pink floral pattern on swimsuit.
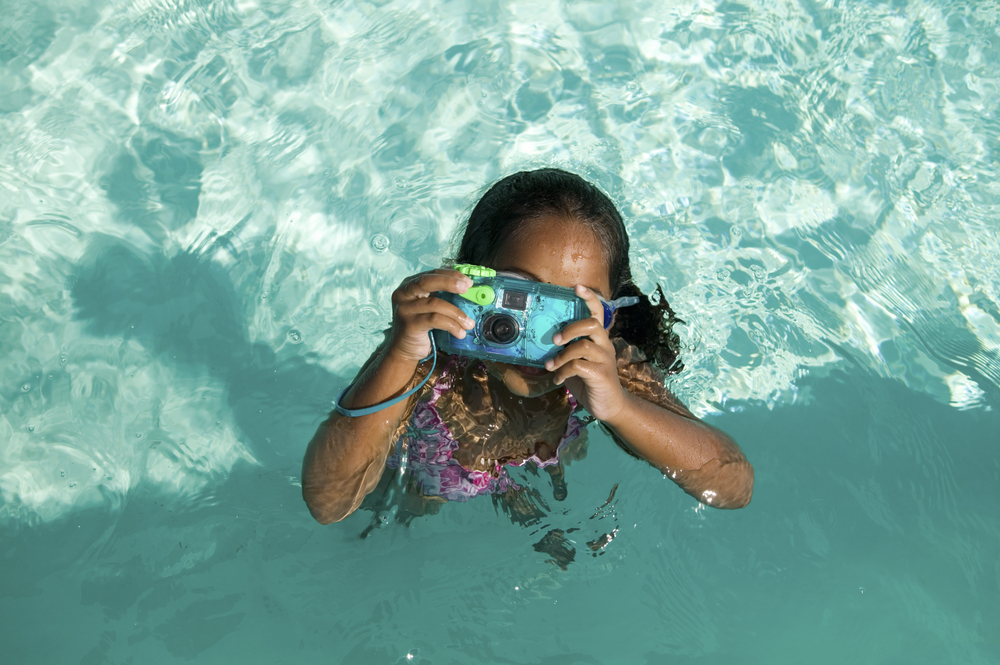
[385,356,582,501]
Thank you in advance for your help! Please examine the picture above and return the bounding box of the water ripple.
[0,0,998,517]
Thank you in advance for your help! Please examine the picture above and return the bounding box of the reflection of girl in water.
[302,169,753,563]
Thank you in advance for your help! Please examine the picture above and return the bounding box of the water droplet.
[518,399,523,405]
[287,329,302,344]
[378,515,388,525]
[27,425,34,432]
[393,177,406,190]
[135,432,143,438]
[59,354,68,365]
[371,233,390,253]
[21,384,30,392]
[740,176,755,191]
[69,482,77,488]
[730,226,742,236]
[60,470,66,478]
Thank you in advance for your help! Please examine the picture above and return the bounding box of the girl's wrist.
[384,344,424,368]
[597,387,638,428]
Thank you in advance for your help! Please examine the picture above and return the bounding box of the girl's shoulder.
[611,337,690,416]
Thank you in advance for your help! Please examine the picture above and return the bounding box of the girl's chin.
[486,362,560,396]
[511,364,547,377]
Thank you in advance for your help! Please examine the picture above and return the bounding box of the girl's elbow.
[302,486,356,525]
[687,460,753,509]
[716,461,754,509]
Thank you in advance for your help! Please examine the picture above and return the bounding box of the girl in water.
[302,168,753,540]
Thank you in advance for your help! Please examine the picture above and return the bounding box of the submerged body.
[306,337,753,522]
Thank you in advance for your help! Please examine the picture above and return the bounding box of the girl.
[302,168,753,532]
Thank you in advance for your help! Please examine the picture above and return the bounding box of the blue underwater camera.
[434,264,590,368]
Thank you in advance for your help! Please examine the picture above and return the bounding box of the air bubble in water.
[59,354,68,365]
[371,233,390,253]
[69,482,77,488]
[21,384,30,392]
[287,329,302,344]
[393,177,406,190]
[60,470,66,478]
[27,425,34,432]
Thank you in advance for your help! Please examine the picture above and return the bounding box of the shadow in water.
[70,233,337,468]
[2,365,998,663]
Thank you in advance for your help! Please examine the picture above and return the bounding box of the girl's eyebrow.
[497,267,607,298]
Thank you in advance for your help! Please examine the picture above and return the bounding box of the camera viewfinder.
[502,290,529,310]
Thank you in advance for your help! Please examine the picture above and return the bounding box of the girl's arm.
[546,286,753,509]
[603,341,753,509]
[301,270,475,524]
[301,342,430,524]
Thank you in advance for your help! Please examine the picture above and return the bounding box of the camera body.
[434,265,588,368]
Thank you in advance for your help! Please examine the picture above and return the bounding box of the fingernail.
[464,317,475,328]
[553,334,561,344]
[545,360,553,370]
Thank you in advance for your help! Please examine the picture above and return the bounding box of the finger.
[552,317,613,350]
[403,310,474,339]
[544,339,606,372]
[397,298,476,332]
[394,270,472,303]
[574,285,604,322]
[550,359,600,387]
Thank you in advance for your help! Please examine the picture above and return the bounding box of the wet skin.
[486,215,613,398]
[301,215,754,524]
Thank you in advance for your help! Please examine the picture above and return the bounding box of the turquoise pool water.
[2,0,998,662]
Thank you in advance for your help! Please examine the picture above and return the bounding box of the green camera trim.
[453,263,496,278]
[461,285,495,305]
[453,264,497,305]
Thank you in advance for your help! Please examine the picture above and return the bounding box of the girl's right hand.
[387,269,477,362]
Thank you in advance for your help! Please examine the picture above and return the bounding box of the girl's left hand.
[544,285,629,422]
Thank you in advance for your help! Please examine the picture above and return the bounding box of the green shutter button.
[460,285,495,305]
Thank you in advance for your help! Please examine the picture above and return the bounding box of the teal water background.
[1,0,999,662]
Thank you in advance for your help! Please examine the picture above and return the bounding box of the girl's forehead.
[493,216,611,296]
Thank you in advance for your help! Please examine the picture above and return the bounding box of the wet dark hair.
[456,168,684,374]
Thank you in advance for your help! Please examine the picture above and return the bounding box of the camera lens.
[482,314,520,345]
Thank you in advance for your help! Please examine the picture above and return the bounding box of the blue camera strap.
[333,333,437,417]
[601,296,640,328]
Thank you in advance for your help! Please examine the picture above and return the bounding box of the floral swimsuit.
[385,355,585,501]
